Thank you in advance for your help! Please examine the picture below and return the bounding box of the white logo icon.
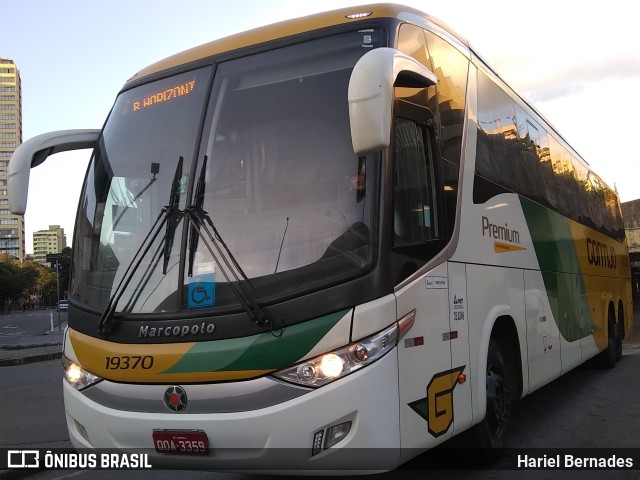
[7,450,40,468]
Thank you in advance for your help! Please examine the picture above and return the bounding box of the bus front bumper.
[63,349,401,473]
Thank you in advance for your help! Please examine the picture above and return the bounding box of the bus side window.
[397,23,463,240]
[393,118,439,247]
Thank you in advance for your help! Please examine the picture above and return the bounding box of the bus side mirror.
[8,129,100,214]
[348,48,437,157]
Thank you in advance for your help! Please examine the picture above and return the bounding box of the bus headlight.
[272,323,398,388]
[63,356,103,391]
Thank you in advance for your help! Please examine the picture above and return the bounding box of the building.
[33,225,66,265]
[0,57,25,260]
[621,199,640,310]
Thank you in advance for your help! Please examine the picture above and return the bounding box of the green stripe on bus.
[161,309,349,374]
[520,197,594,340]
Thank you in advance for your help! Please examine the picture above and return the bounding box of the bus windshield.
[70,29,383,315]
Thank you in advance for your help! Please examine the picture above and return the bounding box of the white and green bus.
[9,3,633,472]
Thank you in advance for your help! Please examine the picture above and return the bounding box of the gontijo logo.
[586,237,617,270]
[481,216,526,253]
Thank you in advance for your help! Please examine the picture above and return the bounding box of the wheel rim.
[486,367,510,441]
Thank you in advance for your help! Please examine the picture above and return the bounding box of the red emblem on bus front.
[164,386,187,412]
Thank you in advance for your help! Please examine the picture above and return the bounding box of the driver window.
[393,118,439,246]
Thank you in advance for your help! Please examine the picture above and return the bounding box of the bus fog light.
[311,430,324,456]
[325,422,351,448]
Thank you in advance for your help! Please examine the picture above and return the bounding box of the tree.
[0,251,73,311]
[0,261,21,312]
[0,259,57,311]
[59,247,72,299]
[17,262,39,308]
[24,261,56,308]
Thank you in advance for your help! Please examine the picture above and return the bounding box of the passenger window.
[393,118,439,246]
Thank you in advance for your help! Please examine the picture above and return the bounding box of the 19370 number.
[105,355,154,370]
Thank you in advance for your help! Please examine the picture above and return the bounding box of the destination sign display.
[132,79,196,112]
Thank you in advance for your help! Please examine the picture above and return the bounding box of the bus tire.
[599,309,618,369]
[471,339,511,463]
[616,302,625,362]
[615,324,623,362]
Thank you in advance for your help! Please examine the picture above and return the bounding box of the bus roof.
[124,3,468,88]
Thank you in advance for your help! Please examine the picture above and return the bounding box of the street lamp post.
[56,258,61,331]
[46,253,61,331]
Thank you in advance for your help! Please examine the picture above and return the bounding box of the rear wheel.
[600,310,618,369]
[615,324,623,362]
[470,339,511,463]
[615,307,624,362]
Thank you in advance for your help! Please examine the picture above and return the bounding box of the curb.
[0,342,62,351]
[0,346,63,367]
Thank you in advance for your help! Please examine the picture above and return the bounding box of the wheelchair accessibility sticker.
[188,273,215,308]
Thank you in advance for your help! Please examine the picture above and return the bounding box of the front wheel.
[470,339,511,463]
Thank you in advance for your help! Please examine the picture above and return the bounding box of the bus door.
[390,107,457,457]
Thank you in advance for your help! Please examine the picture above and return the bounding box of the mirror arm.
[8,129,100,214]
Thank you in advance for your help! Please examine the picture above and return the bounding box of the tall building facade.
[0,57,25,260]
[33,225,66,265]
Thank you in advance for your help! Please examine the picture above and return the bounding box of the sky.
[3,0,639,254]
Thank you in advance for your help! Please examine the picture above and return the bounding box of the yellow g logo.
[426,366,465,437]
[409,366,466,437]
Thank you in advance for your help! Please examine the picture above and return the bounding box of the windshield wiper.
[97,155,273,335]
[163,156,184,274]
[185,159,270,328]
[96,208,169,335]
[97,158,183,335]
[188,155,206,277]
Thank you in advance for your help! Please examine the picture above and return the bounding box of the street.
[1,349,639,479]
[0,310,65,342]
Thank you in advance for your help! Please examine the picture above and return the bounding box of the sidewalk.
[0,322,66,367]
[623,309,640,349]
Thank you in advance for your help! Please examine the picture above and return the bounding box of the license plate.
[153,430,209,455]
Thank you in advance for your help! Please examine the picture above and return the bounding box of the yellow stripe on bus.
[69,330,273,383]
[568,221,630,350]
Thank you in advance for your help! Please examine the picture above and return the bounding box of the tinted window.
[475,70,625,241]
[548,136,577,219]
[397,24,462,238]
[476,70,518,183]
[71,67,213,312]
[393,118,438,246]
[396,24,433,109]
[192,30,381,308]
[424,31,469,165]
